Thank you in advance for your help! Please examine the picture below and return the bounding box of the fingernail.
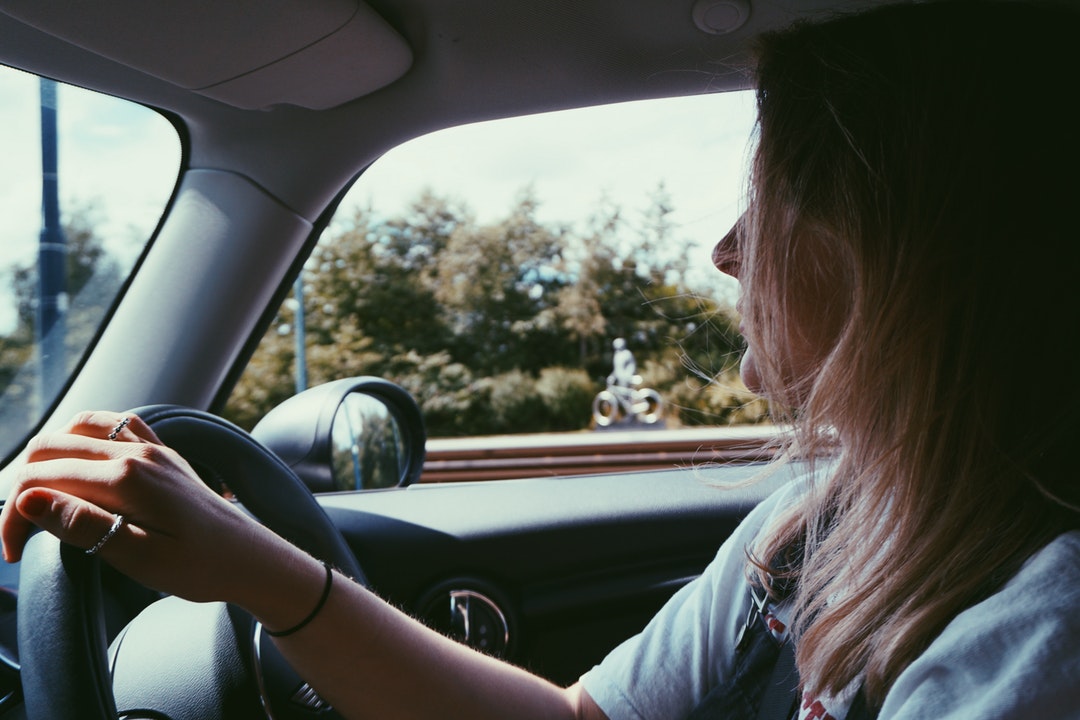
[19,492,50,517]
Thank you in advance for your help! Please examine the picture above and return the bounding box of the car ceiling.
[1,0,878,222]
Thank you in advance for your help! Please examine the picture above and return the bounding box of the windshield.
[0,65,180,462]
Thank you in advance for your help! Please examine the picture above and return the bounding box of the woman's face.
[712,215,848,402]
[711,219,765,393]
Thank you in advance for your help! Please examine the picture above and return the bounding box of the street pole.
[38,78,67,407]
[293,274,308,393]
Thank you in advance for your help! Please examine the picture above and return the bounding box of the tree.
[435,189,572,374]
[224,186,758,435]
[555,197,619,365]
[379,188,468,280]
[10,203,120,342]
[223,323,298,431]
[305,206,450,357]
[1,203,127,451]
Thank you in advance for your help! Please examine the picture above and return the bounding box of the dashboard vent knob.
[418,586,512,658]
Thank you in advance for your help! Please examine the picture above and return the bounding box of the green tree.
[10,203,120,342]
[379,189,468,280]
[225,185,758,436]
[2,203,128,451]
[224,322,298,431]
[555,197,619,366]
[435,189,572,374]
[305,206,450,357]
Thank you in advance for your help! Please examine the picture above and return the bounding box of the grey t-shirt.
[580,479,1080,719]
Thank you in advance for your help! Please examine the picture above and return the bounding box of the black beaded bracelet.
[265,561,334,638]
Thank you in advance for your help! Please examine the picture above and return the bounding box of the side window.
[227,92,766,482]
[0,66,180,461]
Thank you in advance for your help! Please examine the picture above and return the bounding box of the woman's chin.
[739,349,765,396]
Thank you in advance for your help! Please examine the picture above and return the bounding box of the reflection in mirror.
[330,392,407,491]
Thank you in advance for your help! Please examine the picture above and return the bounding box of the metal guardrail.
[421,425,784,483]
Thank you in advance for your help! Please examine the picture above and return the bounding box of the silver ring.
[108,417,131,441]
[85,514,125,556]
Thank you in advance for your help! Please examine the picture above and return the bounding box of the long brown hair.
[742,1,1080,704]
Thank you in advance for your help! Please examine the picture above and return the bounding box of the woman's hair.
[742,0,1080,704]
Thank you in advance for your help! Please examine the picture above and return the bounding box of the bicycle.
[592,378,664,427]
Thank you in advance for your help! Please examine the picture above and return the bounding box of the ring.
[85,514,125,556]
[108,417,131,441]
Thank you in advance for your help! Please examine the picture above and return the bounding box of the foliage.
[223,324,298,432]
[535,367,596,431]
[0,204,127,453]
[1,204,124,386]
[224,185,760,436]
[0,186,759,453]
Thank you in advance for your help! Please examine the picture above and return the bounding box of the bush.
[380,350,485,437]
[487,370,545,432]
[536,367,596,431]
[662,366,770,426]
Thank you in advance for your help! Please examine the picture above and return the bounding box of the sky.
[0,63,757,335]
[0,66,181,333]
[0,67,181,265]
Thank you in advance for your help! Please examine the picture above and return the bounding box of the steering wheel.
[16,406,365,719]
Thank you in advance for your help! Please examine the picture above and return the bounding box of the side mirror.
[251,377,426,493]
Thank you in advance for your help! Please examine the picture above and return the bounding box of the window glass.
[228,91,767,458]
[0,66,180,461]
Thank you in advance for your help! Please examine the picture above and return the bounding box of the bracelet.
[265,561,334,638]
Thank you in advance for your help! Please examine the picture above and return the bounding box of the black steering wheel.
[16,406,365,719]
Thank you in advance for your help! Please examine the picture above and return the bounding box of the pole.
[293,274,308,393]
[38,78,67,405]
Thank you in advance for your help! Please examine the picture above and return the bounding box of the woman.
[3,2,1079,718]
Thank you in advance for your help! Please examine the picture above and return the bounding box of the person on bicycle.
[607,338,638,389]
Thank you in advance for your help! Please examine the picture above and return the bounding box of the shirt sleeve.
[579,479,804,720]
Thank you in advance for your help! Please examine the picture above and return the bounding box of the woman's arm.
[0,411,609,720]
[244,539,609,719]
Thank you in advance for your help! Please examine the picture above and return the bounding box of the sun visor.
[0,0,412,110]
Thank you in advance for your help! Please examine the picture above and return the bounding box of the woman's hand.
[1,412,610,720]
[0,411,281,605]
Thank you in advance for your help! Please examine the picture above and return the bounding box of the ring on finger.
[85,514,125,556]
[108,417,131,441]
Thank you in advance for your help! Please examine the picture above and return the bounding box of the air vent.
[417,582,513,658]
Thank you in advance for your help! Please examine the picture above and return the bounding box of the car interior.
[0,0,1060,718]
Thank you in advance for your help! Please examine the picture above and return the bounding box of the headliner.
[0,0,1022,219]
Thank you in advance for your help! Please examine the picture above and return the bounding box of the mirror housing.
[251,377,426,493]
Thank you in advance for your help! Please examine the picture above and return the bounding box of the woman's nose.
[712,215,743,278]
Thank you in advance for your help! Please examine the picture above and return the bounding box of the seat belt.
[756,635,798,720]
[687,579,877,720]
[687,586,800,720]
